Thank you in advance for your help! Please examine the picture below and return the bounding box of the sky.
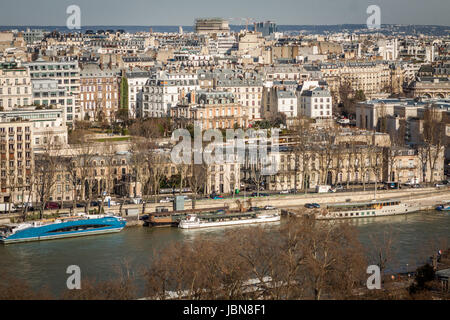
[0,0,449,26]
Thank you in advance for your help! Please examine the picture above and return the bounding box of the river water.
[0,210,449,297]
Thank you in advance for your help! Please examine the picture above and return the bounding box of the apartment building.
[80,63,120,122]
[26,59,81,121]
[299,87,332,119]
[0,61,32,110]
[125,68,152,119]
[170,91,248,130]
[141,72,200,118]
[0,107,67,152]
[215,77,263,121]
[32,79,75,127]
[319,62,391,101]
[0,120,33,204]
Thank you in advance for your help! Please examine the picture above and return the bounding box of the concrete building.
[194,18,230,35]
[0,119,33,204]
[32,79,75,127]
[0,107,68,153]
[26,59,81,121]
[254,21,277,37]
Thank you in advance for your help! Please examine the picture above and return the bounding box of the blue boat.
[0,214,126,244]
[436,204,450,211]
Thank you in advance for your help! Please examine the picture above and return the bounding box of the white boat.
[178,210,280,229]
[315,200,419,220]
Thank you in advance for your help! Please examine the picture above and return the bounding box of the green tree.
[120,76,129,110]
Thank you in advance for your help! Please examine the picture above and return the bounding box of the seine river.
[0,210,449,297]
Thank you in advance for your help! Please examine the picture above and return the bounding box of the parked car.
[0,203,16,213]
[249,207,260,211]
[328,188,336,193]
[45,202,60,210]
[279,190,289,194]
[333,184,344,191]
[216,209,226,214]
[251,192,269,197]
[15,202,34,211]
[311,203,320,208]
[435,183,446,188]
[264,205,276,210]
[411,184,422,188]
[304,203,315,209]
[211,195,224,200]
[131,197,143,204]
[159,197,173,203]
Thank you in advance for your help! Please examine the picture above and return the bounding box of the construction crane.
[228,17,255,32]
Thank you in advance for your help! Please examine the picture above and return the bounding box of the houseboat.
[315,200,419,220]
[178,210,280,229]
[0,214,126,244]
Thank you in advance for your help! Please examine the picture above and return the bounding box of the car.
[131,197,143,204]
[333,184,344,191]
[16,203,35,212]
[328,188,336,193]
[211,195,224,200]
[264,205,276,210]
[304,203,315,209]
[311,203,320,208]
[216,209,226,214]
[45,202,60,210]
[251,192,269,197]
[411,184,422,188]
[249,207,260,211]
[279,190,289,194]
[435,183,446,188]
[159,197,173,203]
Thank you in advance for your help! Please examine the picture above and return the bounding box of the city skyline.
[0,0,449,27]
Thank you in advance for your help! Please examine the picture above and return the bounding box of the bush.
[409,263,435,294]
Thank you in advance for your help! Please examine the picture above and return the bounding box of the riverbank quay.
[1,187,449,226]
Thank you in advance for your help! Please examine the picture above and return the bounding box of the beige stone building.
[0,61,32,110]
[171,91,248,130]
[80,63,120,122]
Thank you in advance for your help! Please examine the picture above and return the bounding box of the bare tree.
[187,163,207,209]
[368,228,397,276]
[34,153,59,219]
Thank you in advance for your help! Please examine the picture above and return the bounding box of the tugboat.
[0,213,126,244]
